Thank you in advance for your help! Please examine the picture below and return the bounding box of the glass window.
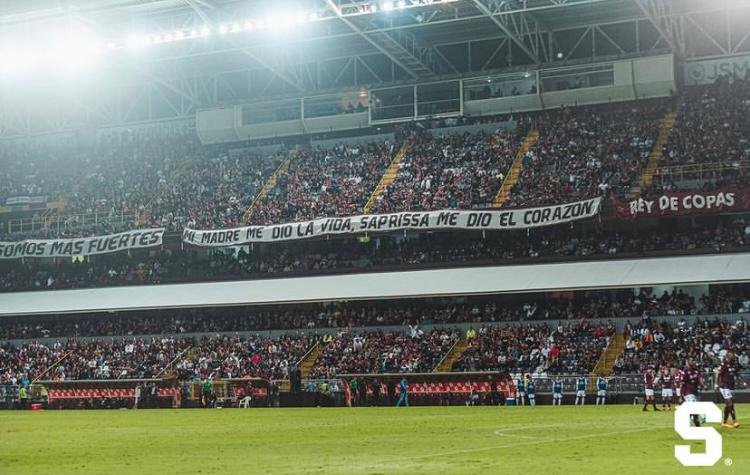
[540,65,615,92]
[417,81,460,116]
[464,73,538,101]
[370,86,415,121]
[242,99,301,125]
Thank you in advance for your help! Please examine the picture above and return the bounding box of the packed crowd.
[664,76,750,166]
[1,288,747,385]
[1,286,747,340]
[0,333,313,386]
[0,131,285,239]
[1,80,747,244]
[371,128,522,212]
[1,217,747,293]
[506,100,668,207]
[615,315,749,374]
[173,334,313,381]
[309,328,459,378]
[454,320,614,375]
[0,337,191,383]
[250,142,395,224]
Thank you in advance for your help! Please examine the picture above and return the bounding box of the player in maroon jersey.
[673,367,684,404]
[717,352,747,429]
[642,367,659,411]
[655,366,674,411]
[682,359,703,426]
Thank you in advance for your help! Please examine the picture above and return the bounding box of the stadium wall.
[0,252,748,316]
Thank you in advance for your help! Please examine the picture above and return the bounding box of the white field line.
[276,421,674,474]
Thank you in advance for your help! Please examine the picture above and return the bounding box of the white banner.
[5,195,47,205]
[182,198,601,247]
[0,228,165,259]
[684,54,750,85]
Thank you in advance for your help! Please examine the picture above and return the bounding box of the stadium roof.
[0,0,748,137]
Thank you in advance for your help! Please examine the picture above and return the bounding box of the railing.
[7,211,139,236]
[653,160,749,181]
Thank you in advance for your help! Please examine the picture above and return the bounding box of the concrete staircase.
[629,109,678,198]
[298,341,327,379]
[491,129,539,208]
[592,334,625,376]
[40,202,65,231]
[362,142,411,214]
[434,338,470,372]
[242,152,293,224]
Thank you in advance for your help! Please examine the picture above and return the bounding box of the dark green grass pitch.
[0,404,747,474]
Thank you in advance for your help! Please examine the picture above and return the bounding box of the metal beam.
[324,0,429,79]
[183,0,304,91]
[471,0,543,64]
[632,0,685,57]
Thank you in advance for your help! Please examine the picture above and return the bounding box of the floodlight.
[126,34,148,49]
[200,26,211,37]
[219,24,229,34]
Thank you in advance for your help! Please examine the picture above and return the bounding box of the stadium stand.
[249,141,396,224]
[309,328,460,378]
[1,61,749,412]
[0,79,742,243]
[1,217,746,292]
[370,128,523,212]
[664,77,750,167]
[2,285,747,339]
[616,316,749,373]
[453,321,614,374]
[505,100,669,207]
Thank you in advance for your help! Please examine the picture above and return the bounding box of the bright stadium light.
[219,24,229,34]
[126,34,149,49]
[398,0,407,9]
[200,26,211,37]
[383,2,394,11]
[47,33,103,69]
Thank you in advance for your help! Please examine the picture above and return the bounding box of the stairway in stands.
[491,129,539,208]
[362,142,411,213]
[241,151,294,224]
[433,338,469,372]
[592,334,625,376]
[41,200,66,231]
[629,109,678,198]
[298,341,327,379]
